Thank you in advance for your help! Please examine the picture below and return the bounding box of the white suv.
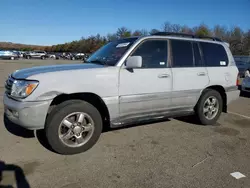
[3,32,240,154]
[24,50,47,59]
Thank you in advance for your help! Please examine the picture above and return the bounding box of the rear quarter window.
[200,42,228,67]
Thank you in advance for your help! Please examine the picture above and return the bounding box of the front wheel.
[195,89,223,125]
[45,100,103,155]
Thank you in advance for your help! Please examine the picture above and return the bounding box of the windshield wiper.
[86,59,108,66]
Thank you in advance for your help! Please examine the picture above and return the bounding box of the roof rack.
[152,32,222,42]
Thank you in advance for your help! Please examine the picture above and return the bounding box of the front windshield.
[87,37,139,66]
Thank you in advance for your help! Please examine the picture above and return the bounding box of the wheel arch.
[48,92,111,127]
[200,85,227,112]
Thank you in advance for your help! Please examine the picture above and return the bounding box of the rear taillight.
[236,73,240,86]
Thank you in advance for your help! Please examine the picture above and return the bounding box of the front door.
[118,39,173,121]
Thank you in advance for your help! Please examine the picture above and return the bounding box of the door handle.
[197,72,206,76]
[158,74,170,78]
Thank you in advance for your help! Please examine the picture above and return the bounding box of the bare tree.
[162,22,172,32]
[149,29,160,35]
[116,27,131,38]
[171,24,182,33]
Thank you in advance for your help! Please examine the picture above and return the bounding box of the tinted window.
[193,43,203,66]
[200,42,228,67]
[131,40,168,68]
[171,40,193,67]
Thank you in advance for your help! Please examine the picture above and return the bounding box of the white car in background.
[0,50,18,60]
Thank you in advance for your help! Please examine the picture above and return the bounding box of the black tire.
[41,56,45,60]
[27,55,31,59]
[45,100,103,155]
[195,89,223,125]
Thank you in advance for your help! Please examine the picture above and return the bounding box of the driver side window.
[131,40,168,68]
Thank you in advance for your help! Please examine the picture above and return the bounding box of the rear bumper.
[3,94,52,130]
[226,88,240,104]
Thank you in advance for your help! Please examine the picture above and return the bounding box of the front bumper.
[3,94,52,130]
[242,87,250,93]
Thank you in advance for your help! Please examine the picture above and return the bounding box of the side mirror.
[125,56,142,69]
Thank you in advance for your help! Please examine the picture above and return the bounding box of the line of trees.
[47,22,250,55]
[1,22,250,55]
[0,42,49,51]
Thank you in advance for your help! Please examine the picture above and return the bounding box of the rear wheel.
[45,100,103,155]
[195,89,223,125]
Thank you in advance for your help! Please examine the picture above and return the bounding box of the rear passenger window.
[200,42,228,67]
[171,40,194,67]
[193,43,203,67]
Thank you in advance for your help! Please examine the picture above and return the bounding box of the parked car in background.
[69,53,85,60]
[0,50,19,60]
[235,60,250,86]
[23,50,48,60]
[3,32,240,155]
[48,53,60,60]
[234,55,250,64]
[82,54,90,63]
[241,74,250,95]
[236,61,248,77]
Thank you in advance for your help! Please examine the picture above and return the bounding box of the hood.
[12,63,104,79]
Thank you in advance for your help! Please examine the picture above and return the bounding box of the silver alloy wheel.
[58,112,95,148]
[203,96,219,120]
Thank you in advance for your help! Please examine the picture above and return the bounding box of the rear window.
[200,42,228,67]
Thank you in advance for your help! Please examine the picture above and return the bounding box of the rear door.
[170,39,210,108]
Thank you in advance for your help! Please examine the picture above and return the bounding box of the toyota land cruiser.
[3,32,240,155]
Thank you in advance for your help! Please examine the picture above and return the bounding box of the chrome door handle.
[197,72,206,76]
[158,74,170,78]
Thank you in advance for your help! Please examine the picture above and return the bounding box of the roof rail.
[152,32,222,42]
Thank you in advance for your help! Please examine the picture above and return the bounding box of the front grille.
[5,75,14,95]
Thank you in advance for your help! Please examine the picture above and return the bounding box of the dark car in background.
[234,56,250,90]
[236,61,249,78]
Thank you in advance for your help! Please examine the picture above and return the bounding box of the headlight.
[11,80,39,98]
